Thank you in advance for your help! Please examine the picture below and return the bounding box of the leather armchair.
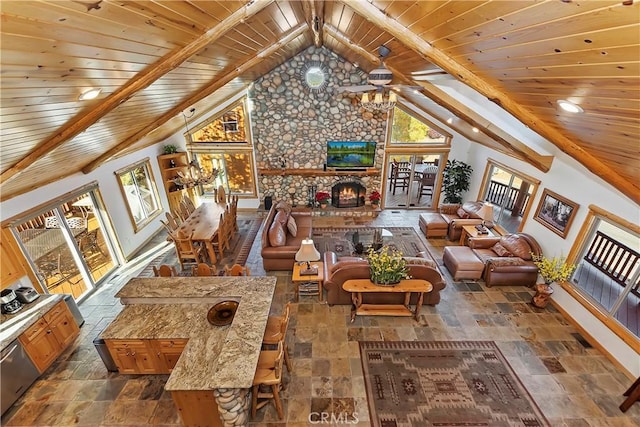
[468,233,542,287]
[439,201,492,240]
[322,251,446,306]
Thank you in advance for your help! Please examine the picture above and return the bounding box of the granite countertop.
[102,276,277,391]
[0,294,63,349]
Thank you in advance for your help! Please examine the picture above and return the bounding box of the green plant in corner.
[442,159,473,204]
[163,144,178,154]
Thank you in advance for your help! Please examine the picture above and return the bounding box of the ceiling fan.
[336,45,422,94]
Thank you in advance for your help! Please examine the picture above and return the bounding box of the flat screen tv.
[326,141,376,168]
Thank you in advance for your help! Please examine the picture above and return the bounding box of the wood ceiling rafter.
[339,0,640,204]
[325,22,552,172]
[301,0,325,47]
[82,24,309,173]
[0,0,275,185]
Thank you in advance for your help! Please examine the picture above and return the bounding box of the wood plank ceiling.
[1,0,638,203]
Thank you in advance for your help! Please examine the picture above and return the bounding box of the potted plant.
[368,246,410,286]
[531,254,576,308]
[369,190,381,208]
[315,191,330,208]
[163,144,179,155]
[442,159,473,204]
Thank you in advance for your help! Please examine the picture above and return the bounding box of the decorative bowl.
[207,301,239,326]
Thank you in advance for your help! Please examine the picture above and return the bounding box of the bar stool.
[251,341,285,420]
[262,303,292,373]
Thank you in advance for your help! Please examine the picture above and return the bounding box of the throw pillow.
[491,242,513,257]
[274,201,292,214]
[287,215,297,237]
[268,221,286,247]
[456,207,470,219]
[274,209,289,225]
[403,256,436,268]
[499,234,532,259]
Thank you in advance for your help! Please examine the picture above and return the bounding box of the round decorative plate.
[207,301,239,326]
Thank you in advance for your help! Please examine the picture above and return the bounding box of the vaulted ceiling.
[1,1,639,203]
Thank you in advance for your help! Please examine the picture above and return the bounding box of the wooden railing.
[485,181,529,216]
[584,231,640,298]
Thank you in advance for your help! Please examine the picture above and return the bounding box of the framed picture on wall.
[534,188,579,238]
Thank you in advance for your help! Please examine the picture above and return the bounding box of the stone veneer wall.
[249,46,388,207]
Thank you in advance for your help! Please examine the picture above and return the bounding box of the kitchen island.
[101,276,277,427]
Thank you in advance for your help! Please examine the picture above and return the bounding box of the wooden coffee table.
[342,279,432,322]
[459,224,498,245]
[292,261,324,302]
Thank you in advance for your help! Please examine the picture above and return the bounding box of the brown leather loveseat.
[261,201,312,271]
[322,250,446,306]
[468,232,542,287]
[419,201,492,240]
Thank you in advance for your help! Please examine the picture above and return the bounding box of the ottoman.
[442,246,485,281]
[419,213,448,238]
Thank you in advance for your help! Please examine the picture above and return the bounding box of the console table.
[342,279,433,322]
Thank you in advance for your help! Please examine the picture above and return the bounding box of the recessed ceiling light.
[79,88,102,100]
[557,99,584,113]
[446,117,453,124]
[472,127,479,133]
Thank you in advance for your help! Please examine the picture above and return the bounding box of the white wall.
[464,142,640,376]
[1,136,185,258]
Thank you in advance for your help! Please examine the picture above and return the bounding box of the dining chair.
[66,216,87,229]
[211,213,231,258]
[417,172,436,201]
[165,212,181,230]
[183,196,196,214]
[192,263,216,276]
[251,341,285,420]
[178,200,192,221]
[223,264,250,276]
[262,302,292,373]
[37,253,78,289]
[77,229,105,256]
[173,231,204,270]
[153,264,178,277]
[389,161,410,195]
[216,185,226,204]
[229,195,239,234]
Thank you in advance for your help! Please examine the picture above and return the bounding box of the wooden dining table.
[176,201,226,264]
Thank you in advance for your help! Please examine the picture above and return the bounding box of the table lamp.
[476,202,494,233]
[295,238,320,275]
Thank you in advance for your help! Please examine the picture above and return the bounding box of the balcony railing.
[485,181,529,216]
[584,231,640,298]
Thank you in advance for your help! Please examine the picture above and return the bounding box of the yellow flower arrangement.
[531,253,576,285]
[368,245,410,285]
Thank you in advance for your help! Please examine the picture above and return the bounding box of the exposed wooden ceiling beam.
[326,22,552,171]
[341,0,640,204]
[81,24,308,173]
[0,0,275,184]
[302,0,324,47]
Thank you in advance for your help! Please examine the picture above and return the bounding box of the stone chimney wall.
[249,45,387,206]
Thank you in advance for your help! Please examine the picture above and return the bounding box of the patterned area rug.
[139,219,261,276]
[312,227,427,257]
[360,341,550,427]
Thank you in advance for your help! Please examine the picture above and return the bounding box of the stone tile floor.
[2,210,639,426]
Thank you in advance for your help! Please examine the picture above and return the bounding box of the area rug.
[139,219,261,276]
[312,227,427,257]
[359,340,550,427]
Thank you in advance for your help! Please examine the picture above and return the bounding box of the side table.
[292,262,324,302]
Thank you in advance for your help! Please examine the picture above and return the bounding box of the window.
[194,151,256,196]
[478,160,539,234]
[568,206,640,344]
[389,105,448,145]
[116,159,161,231]
[190,103,247,143]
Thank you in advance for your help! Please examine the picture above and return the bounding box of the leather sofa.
[420,201,491,240]
[468,233,542,287]
[322,250,446,306]
[261,202,312,271]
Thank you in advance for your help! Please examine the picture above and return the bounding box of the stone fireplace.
[332,181,366,208]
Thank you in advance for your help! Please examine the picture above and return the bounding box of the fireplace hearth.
[332,181,366,208]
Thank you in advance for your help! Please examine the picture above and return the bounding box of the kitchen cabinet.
[154,339,188,373]
[1,229,27,289]
[104,338,187,374]
[19,300,80,373]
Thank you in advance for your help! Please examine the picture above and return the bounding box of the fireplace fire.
[332,181,366,208]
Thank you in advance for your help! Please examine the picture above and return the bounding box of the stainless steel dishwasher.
[1,339,40,415]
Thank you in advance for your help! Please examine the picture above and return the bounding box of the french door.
[13,189,119,302]
[383,153,443,209]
